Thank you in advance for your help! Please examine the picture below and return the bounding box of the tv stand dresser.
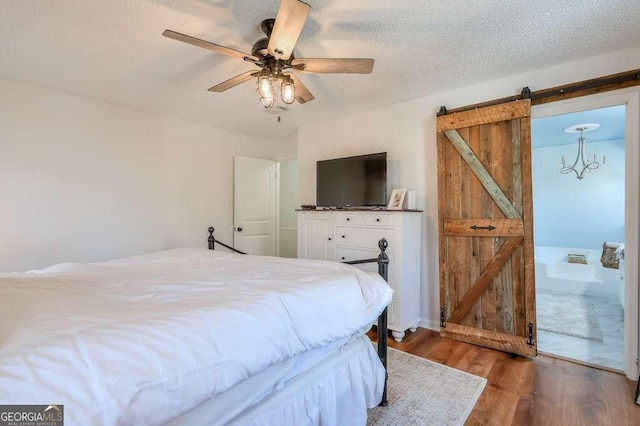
[297,209,421,342]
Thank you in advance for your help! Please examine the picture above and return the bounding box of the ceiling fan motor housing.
[253,19,295,64]
[251,37,270,58]
[260,18,276,37]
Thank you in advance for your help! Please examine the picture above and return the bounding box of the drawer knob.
[342,235,346,238]
[341,256,345,260]
[376,218,380,222]
[328,237,332,241]
[346,217,350,221]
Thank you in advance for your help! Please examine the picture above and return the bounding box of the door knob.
[236,227,243,232]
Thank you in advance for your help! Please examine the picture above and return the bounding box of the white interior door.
[234,156,277,256]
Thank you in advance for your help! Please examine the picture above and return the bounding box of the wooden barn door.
[437,99,536,357]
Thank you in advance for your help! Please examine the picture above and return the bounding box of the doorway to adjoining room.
[233,156,299,257]
[532,105,626,371]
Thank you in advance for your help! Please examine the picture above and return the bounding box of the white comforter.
[0,249,391,425]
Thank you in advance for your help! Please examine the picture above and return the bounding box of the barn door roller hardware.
[526,71,640,101]
[437,69,640,116]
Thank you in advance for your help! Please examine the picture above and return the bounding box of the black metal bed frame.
[207,226,389,407]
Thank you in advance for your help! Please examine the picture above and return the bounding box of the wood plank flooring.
[368,327,640,425]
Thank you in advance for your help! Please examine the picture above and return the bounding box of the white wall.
[297,46,640,330]
[0,79,295,272]
[532,139,625,250]
[278,159,299,258]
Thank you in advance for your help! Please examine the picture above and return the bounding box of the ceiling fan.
[163,0,374,108]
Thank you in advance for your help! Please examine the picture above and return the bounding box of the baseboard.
[418,318,440,331]
[627,363,639,381]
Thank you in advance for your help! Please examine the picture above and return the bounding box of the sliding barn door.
[437,100,536,357]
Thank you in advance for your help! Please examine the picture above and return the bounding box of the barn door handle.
[470,225,495,231]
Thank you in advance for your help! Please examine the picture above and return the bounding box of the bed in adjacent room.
[0,232,391,425]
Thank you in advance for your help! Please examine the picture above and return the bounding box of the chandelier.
[558,123,606,180]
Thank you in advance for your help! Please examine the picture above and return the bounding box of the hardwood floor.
[368,327,640,425]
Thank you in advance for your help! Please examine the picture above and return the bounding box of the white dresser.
[297,210,421,342]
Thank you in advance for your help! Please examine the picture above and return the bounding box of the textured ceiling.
[1,0,640,139]
[532,105,626,148]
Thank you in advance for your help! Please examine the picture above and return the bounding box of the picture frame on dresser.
[387,188,407,210]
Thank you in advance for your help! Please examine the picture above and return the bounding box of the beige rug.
[368,347,486,426]
[537,290,604,342]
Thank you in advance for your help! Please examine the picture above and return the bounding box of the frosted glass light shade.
[257,75,274,99]
[260,94,275,108]
[281,80,295,104]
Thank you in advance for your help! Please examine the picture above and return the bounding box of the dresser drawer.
[335,213,363,226]
[363,214,395,227]
[336,247,395,278]
[298,209,421,341]
[335,226,395,252]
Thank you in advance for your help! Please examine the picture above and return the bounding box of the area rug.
[537,290,603,342]
[367,347,486,426]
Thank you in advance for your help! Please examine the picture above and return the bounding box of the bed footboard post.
[208,227,215,250]
[377,307,389,407]
[376,238,389,407]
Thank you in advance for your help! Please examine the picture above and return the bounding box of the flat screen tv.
[316,152,387,207]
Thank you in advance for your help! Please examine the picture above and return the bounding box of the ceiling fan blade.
[267,0,311,60]
[288,73,315,104]
[163,30,258,61]
[291,58,375,74]
[208,71,259,93]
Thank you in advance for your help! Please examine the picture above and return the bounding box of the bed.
[0,227,391,425]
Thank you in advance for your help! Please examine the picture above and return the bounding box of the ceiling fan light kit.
[162,0,374,109]
[256,67,296,108]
